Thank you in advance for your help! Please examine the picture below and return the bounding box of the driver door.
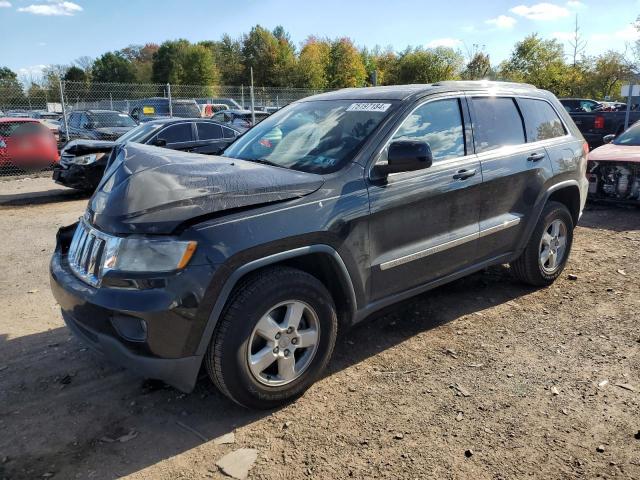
[367,96,482,301]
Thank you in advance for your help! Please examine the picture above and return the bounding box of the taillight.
[594,115,605,129]
[582,141,589,156]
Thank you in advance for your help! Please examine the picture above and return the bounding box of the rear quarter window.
[517,98,566,142]
[471,97,525,153]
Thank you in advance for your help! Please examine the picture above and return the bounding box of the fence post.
[241,85,245,108]
[110,93,114,110]
[167,83,173,117]
[59,78,70,142]
[250,69,255,125]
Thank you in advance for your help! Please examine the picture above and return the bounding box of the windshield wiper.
[246,158,285,168]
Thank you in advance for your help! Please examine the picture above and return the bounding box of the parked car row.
[53,118,240,191]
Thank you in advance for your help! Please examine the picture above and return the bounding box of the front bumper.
[52,162,105,191]
[49,225,217,392]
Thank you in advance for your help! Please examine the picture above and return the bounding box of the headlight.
[69,152,106,165]
[104,238,197,273]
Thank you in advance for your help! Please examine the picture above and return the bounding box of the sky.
[0,0,638,80]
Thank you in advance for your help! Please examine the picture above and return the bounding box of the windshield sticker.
[346,103,391,112]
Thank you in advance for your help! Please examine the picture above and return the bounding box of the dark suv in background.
[60,110,137,143]
[50,81,588,409]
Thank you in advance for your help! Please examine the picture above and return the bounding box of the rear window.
[471,97,525,152]
[0,121,46,137]
[518,98,566,142]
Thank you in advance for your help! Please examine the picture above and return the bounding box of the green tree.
[394,47,463,84]
[152,39,190,84]
[499,34,570,94]
[586,51,632,100]
[181,44,219,86]
[92,52,137,83]
[461,51,492,80]
[204,35,245,85]
[119,43,158,83]
[296,36,331,88]
[63,66,88,82]
[242,25,297,86]
[0,67,26,109]
[327,38,366,88]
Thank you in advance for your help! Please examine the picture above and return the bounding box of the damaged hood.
[61,139,117,156]
[89,143,324,234]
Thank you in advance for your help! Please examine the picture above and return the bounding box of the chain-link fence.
[0,80,328,177]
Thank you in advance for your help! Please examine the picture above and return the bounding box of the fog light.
[111,314,147,342]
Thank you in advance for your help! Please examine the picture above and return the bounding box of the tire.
[510,201,574,287]
[205,266,338,409]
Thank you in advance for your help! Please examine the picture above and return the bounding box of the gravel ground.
[0,198,638,480]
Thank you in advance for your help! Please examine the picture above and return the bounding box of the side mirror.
[153,138,167,147]
[376,141,433,176]
[603,134,616,144]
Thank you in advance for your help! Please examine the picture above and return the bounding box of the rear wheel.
[510,201,574,286]
[205,266,337,409]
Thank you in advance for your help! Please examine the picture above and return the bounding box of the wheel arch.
[516,180,581,255]
[546,182,581,227]
[195,245,357,356]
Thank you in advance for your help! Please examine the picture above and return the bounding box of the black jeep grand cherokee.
[50,81,588,409]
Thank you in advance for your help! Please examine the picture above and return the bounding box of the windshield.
[116,122,163,143]
[613,123,640,146]
[90,112,137,128]
[223,100,396,174]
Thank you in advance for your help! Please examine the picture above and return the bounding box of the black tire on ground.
[510,201,574,287]
[205,266,338,409]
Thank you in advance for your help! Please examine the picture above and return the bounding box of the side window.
[222,127,236,139]
[390,98,465,161]
[68,113,79,128]
[518,98,567,142]
[212,112,225,122]
[156,123,193,144]
[79,114,90,128]
[471,97,525,152]
[196,122,223,140]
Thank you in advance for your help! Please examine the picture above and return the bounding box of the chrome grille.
[68,220,110,287]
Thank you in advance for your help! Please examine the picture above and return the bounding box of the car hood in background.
[61,139,117,156]
[94,126,134,139]
[589,143,640,163]
[89,143,324,234]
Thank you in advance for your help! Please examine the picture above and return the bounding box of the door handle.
[527,152,546,162]
[453,168,477,180]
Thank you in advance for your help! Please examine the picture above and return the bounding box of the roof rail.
[432,80,537,89]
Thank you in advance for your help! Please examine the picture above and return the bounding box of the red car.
[587,122,640,203]
[0,118,60,171]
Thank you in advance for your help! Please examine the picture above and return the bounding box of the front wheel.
[205,266,337,409]
[510,201,574,286]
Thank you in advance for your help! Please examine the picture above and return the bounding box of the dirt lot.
[0,197,638,480]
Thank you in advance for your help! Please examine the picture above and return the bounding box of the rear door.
[367,95,482,301]
[150,122,198,151]
[469,95,554,262]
